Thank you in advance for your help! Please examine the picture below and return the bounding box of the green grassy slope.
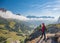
[0,17,32,43]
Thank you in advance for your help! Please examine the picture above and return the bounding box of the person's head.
[42,23,45,26]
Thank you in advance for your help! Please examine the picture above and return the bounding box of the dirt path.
[26,33,55,43]
[25,32,60,43]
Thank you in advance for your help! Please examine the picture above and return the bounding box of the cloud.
[0,10,29,21]
[23,0,60,21]
[0,10,56,21]
[21,0,60,20]
[34,0,60,18]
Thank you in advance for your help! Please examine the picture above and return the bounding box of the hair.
[42,23,45,26]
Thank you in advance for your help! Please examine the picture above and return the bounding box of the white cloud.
[52,8,60,10]
[0,10,29,21]
[39,0,60,19]
[28,0,60,17]
[0,10,56,21]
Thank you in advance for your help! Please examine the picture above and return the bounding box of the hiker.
[37,23,47,43]
[40,23,46,40]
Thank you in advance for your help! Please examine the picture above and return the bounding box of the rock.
[55,33,60,37]
[57,17,60,24]
[58,37,60,43]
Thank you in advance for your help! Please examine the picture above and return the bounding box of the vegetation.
[0,16,60,43]
[0,29,26,43]
[0,17,32,43]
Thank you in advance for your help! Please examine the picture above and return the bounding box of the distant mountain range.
[27,16,54,18]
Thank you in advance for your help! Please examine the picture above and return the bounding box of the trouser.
[37,32,46,43]
[40,32,46,40]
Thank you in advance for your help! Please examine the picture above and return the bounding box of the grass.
[0,29,26,43]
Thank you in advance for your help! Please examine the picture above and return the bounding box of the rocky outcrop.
[25,33,60,43]
[57,17,60,24]
[0,8,7,12]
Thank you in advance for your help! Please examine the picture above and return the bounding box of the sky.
[0,0,60,18]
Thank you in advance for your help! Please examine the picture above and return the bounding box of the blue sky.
[0,0,60,17]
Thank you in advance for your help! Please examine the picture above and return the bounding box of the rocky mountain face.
[47,24,60,33]
[25,24,60,43]
[57,17,60,24]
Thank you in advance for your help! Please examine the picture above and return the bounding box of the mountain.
[0,16,32,34]
[16,14,21,15]
[47,24,60,33]
[0,8,33,43]
[57,16,60,24]
[34,23,60,33]
[25,24,60,43]
[0,8,7,12]
[27,16,54,18]
[25,20,56,28]
[0,17,34,43]
[27,16,38,18]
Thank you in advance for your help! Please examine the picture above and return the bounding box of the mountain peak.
[58,16,60,23]
[16,14,21,15]
[0,8,7,12]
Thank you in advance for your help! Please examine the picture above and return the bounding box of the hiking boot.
[43,38,47,42]
[45,39,47,42]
